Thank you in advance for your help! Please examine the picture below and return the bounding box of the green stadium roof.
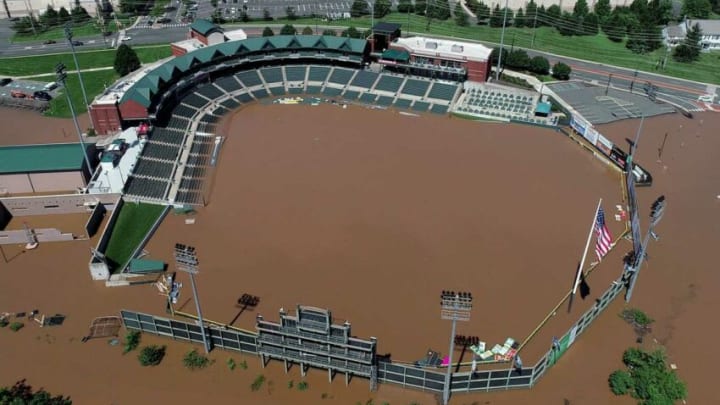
[381,49,410,62]
[0,143,85,174]
[535,102,552,115]
[120,35,368,108]
[190,19,221,36]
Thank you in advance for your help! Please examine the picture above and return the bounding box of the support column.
[328,368,332,383]
[284,359,288,373]
[345,372,349,386]
[300,363,306,377]
[259,353,265,368]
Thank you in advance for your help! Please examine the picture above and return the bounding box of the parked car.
[44,82,58,91]
[121,36,132,41]
[156,17,172,24]
[43,39,57,44]
[0,78,12,86]
[71,40,84,46]
[11,90,27,98]
[33,91,53,101]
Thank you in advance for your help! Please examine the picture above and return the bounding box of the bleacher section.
[127,65,461,204]
[455,85,547,123]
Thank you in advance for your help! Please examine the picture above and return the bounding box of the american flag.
[595,207,613,260]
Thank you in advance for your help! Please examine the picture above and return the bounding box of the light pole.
[174,243,211,353]
[495,0,510,81]
[65,23,93,130]
[440,291,473,405]
[625,196,666,302]
[55,63,93,178]
[365,0,374,49]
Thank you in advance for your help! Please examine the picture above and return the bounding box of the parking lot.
[0,79,57,110]
[214,0,353,20]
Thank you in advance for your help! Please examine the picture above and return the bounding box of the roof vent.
[451,44,464,53]
[425,41,437,50]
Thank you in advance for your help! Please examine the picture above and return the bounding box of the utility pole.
[65,23,92,130]
[531,6,538,48]
[24,0,38,37]
[630,69,638,93]
[2,0,11,19]
[174,243,211,353]
[604,73,613,96]
[55,63,93,178]
[440,291,473,405]
[495,0,510,81]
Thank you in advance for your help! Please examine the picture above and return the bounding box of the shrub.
[183,349,211,370]
[0,318,8,328]
[251,375,265,392]
[297,381,309,391]
[226,358,236,370]
[551,62,572,80]
[9,322,24,332]
[240,359,248,370]
[287,380,294,389]
[609,370,633,395]
[621,308,654,327]
[123,330,141,354]
[609,347,687,404]
[138,345,166,366]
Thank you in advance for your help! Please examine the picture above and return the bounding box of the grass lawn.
[44,69,118,118]
[104,202,167,272]
[262,13,720,84]
[0,46,172,76]
[11,19,134,43]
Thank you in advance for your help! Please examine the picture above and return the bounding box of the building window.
[425,41,438,50]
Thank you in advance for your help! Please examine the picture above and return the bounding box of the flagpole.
[569,198,602,311]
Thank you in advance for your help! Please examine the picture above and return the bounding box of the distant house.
[663,19,720,51]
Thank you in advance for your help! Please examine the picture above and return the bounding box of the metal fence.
[120,276,626,396]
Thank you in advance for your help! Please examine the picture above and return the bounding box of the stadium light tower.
[495,0,510,81]
[65,23,93,130]
[174,243,210,353]
[55,63,93,178]
[625,195,666,302]
[440,291,473,405]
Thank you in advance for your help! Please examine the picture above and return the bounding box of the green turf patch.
[44,69,118,118]
[104,202,166,273]
[0,46,172,76]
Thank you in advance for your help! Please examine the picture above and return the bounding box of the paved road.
[1,19,716,111]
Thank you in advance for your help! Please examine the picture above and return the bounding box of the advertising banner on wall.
[596,134,614,155]
[569,115,589,136]
[584,127,599,146]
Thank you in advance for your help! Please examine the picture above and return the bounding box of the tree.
[302,26,314,35]
[374,0,392,18]
[674,22,702,62]
[454,2,469,26]
[609,348,687,404]
[582,12,599,35]
[0,380,71,404]
[415,0,427,15]
[114,44,141,76]
[183,349,211,370]
[594,0,612,21]
[603,10,629,42]
[285,6,296,20]
[41,5,59,27]
[551,62,572,80]
[262,26,274,36]
[341,26,362,38]
[528,55,550,75]
[556,12,580,36]
[322,29,337,36]
[489,47,509,67]
[350,0,369,17]
[682,0,712,18]
[428,0,451,20]
[648,0,673,25]
[546,4,561,21]
[489,4,504,27]
[397,0,414,13]
[573,0,589,18]
[58,7,71,24]
[526,0,538,23]
[71,0,91,23]
[473,1,491,23]
[138,345,166,366]
[515,7,525,28]
[279,24,296,35]
[262,8,272,21]
[505,49,531,70]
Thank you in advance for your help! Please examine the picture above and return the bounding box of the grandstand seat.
[215,76,244,93]
[322,87,342,97]
[307,66,331,83]
[328,68,354,85]
[359,93,377,103]
[260,67,284,84]
[182,93,209,109]
[196,83,224,100]
[350,70,379,89]
[252,89,269,99]
[400,79,430,97]
[236,71,263,87]
[284,65,307,82]
[269,87,285,96]
[343,90,360,100]
[374,75,403,93]
[412,101,429,112]
[427,83,458,102]
[376,95,393,106]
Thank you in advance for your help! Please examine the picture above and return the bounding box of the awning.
[381,49,410,62]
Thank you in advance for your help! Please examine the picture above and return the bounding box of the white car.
[121,36,132,41]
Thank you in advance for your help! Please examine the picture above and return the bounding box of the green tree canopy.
[528,55,550,75]
[322,29,337,36]
[515,7,525,28]
[594,0,612,20]
[551,62,572,80]
[374,0,392,18]
[279,24,296,35]
[113,44,141,76]
[397,0,415,13]
[573,0,589,17]
[609,348,688,404]
[0,380,71,404]
[674,22,702,62]
[415,0,427,16]
[262,26,274,36]
[682,0,712,18]
[454,2,469,26]
[350,0,369,17]
[302,26,314,35]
